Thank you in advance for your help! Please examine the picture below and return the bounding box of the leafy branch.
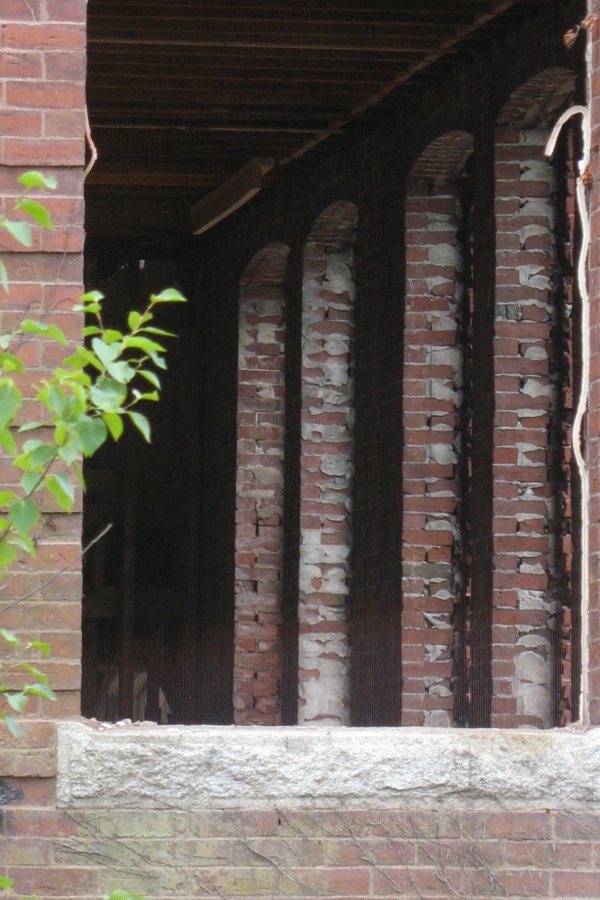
[0,173,185,741]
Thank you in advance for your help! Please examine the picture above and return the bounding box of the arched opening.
[492,67,579,727]
[298,201,357,725]
[80,254,211,724]
[401,130,473,726]
[234,243,290,724]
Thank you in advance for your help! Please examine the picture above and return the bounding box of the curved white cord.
[546,104,591,726]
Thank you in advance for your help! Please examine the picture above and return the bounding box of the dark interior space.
[81,0,585,726]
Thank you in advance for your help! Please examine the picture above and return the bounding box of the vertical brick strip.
[0,5,86,727]
[588,14,600,726]
[492,126,559,728]
[402,183,466,727]
[469,115,496,727]
[297,203,356,725]
[554,130,579,725]
[234,245,289,724]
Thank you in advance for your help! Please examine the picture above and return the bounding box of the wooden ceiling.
[85,0,537,242]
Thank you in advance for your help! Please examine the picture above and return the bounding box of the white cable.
[546,103,591,727]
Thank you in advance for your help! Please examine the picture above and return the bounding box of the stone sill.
[57,722,600,810]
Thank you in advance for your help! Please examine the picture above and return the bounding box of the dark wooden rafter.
[85,0,532,236]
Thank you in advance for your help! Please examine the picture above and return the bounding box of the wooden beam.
[86,170,225,188]
[191,157,274,235]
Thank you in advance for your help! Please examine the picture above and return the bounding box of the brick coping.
[57,721,600,810]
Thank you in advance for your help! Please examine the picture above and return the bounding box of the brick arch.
[409,130,473,185]
[401,130,472,727]
[241,242,290,284]
[492,67,578,728]
[497,67,576,129]
[234,241,290,724]
[297,201,358,725]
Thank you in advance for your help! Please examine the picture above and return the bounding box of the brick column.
[297,203,356,725]
[587,10,600,725]
[234,244,289,724]
[491,126,559,728]
[0,5,86,729]
[401,183,466,727]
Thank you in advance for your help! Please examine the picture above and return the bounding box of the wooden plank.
[191,157,274,235]
[87,170,226,188]
[87,32,446,53]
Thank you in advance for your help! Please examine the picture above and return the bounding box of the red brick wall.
[0,0,87,889]
[234,244,289,724]
[0,0,86,723]
[4,1,599,896]
[3,795,600,899]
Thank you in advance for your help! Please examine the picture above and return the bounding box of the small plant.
[0,175,167,896]
[0,879,143,900]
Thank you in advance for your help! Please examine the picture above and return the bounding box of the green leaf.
[103,328,124,345]
[128,310,141,330]
[19,419,47,432]
[18,197,53,230]
[45,473,74,511]
[0,259,8,294]
[8,532,35,556]
[103,412,124,441]
[0,351,25,373]
[75,416,107,456]
[19,439,56,470]
[18,170,57,190]
[0,490,16,508]
[6,692,28,713]
[79,290,104,305]
[132,389,159,403]
[90,376,127,412]
[123,336,166,354]
[24,683,56,701]
[2,218,32,247]
[3,713,23,739]
[21,471,39,494]
[71,460,85,488]
[9,497,39,533]
[150,288,186,303]
[19,319,68,346]
[0,379,22,427]
[91,337,121,368]
[0,875,13,889]
[139,369,161,390]
[63,346,103,372]
[143,326,176,337]
[91,339,137,384]
[128,411,151,442]
[20,662,47,681]
[0,543,18,569]
[0,628,19,648]
[30,640,50,656]
[83,324,102,338]
[57,441,80,468]
[0,427,17,455]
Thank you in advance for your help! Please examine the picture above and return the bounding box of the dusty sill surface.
[57,722,600,810]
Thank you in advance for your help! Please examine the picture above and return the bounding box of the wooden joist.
[191,158,274,235]
[85,0,527,236]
